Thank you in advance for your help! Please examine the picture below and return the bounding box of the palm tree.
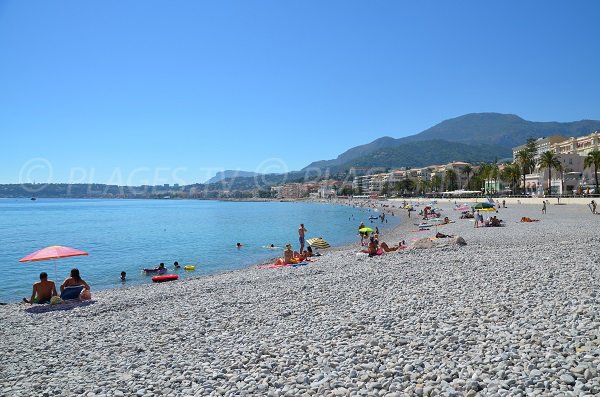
[431,174,442,192]
[445,169,458,191]
[584,149,600,194]
[490,163,500,194]
[504,163,521,195]
[515,149,535,194]
[538,151,561,195]
[418,179,431,195]
[461,164,472,189]
[478,163,491,193]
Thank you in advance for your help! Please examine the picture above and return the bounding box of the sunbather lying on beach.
[23,272,57,304]
[385,242,399,251]
[520,217,540,222]
[435,232,454,238]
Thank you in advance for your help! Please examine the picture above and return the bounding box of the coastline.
[2,199,599,396]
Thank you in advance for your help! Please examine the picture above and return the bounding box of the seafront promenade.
[1,200,598,396]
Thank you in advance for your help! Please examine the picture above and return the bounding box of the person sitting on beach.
[367,237,380,256]
[283,244,294,264]
[305,246,313,257]
[120,271,126,282]
[23,272,57,304]
[490,216,502,227]
[60,268,91,298]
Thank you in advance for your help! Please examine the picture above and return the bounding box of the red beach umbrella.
[19,245,88,279]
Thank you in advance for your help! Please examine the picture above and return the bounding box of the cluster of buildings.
[351,162,472,196]
[271,180,350,199]
[513,132,600,195]
[270,131,599,199]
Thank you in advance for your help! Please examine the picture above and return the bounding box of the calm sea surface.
[0,199,398,303]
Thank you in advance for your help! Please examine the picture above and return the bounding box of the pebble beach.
[1,200,599,397]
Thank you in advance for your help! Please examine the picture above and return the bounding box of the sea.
[0,198,398,303]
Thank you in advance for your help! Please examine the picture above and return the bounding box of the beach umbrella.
[472,202,495,210]
[19,245,88,279]
[359,227,374,233]
[306,237,330,249]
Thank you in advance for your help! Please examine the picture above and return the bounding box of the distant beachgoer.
[591,200,597,214]
[236,242,243,249]
[298,223,307,253]
[23,272,57,304]
[542,201,547,214]
[306,246,313,257]
[502,200,506,208]
[60,268,91,293]
[120,271,126,282]
[474,210,480,228]
[375,227,379,235]
[358,222,365,230]
[158,263,166,274]
[173,261,181,269]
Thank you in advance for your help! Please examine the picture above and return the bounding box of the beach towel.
[25,300,95,314]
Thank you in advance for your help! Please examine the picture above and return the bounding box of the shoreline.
[1,199,403,305]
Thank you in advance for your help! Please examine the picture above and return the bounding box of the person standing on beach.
[23,272,57,304]
[542,201,547,214]
[591,200,597,214]
[298,223,307,253]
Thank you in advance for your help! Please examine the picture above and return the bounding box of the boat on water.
[30,197,36,201]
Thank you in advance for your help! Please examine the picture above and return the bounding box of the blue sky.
[1,0,599,185]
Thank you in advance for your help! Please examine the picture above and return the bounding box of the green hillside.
[343,140,511,170]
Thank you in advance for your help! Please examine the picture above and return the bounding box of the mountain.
[302,113,600,171]
[304,136,399,170]
[400,113,600,148]
[345,140,510,170]
[206,170,263,184]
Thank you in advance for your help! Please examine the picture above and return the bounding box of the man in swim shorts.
[23,272,57,304]
[298,223,307,253]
